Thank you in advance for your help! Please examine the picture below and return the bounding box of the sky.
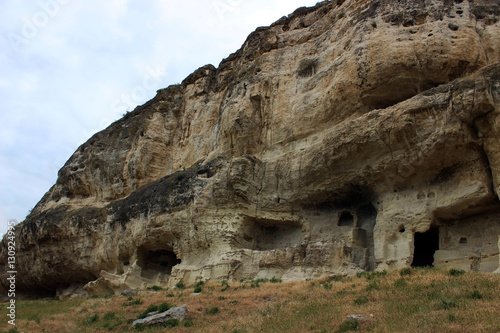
[0,0,320,236]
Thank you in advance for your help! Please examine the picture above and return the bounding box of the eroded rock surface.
[1,0,500,296]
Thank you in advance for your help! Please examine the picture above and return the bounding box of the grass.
[2,269,499,332]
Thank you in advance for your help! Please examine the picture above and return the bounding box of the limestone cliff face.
[2,0,500,296]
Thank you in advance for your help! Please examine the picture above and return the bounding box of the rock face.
[1,0,500,296]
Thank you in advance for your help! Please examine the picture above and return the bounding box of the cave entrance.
[239,217,302,251]
[412,227,439,267]
[138,247,181,277]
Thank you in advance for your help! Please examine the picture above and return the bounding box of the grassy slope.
[2,267,500,333]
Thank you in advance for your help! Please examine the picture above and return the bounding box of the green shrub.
[157,302,172,312]
[441,298,458,310]
[394,277,407,289]
[270,277,282,283]
[84,314,99,324]
[164,318,179,328]
[338,318,359,332]
[400,268,412,276]
[134,323,146,331]
[353,296,369,305]
[147,285,162,291]
[366,281,380,291]
[338,12,345,19]
[221,281,230,292]
[27,313,41,323]
[449,269,465,276]
[175,282,185,289]
[206,306,219,315]
[469,290,483,299]
[137,305,159,319]
[194,286,203,293]
[331,275,343,282]
[447,314,457,322]
[357,270,387,280]
[323,282,333,290]
[102,312,115,320]
[183,319,194,327]
[122,298,143,306]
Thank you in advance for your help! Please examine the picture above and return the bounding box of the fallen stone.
[131,305,188,328]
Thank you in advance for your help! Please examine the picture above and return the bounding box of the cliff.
[2,0,500,297]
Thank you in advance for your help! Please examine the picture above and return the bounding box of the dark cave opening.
[138,247,181,276]
[338,211,355,226]
[412,227,439,267]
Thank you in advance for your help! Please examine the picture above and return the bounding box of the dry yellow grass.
[2,268,500,332]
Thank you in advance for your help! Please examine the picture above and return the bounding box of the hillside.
[1,268,499,332]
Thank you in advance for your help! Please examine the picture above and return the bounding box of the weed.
[122,298,143,306]
[137,302,172,319]
[353,295,369,305]
[366,280,380,291]
[157,302,172,312]
[175,282,185,289]
[270,277,282,283]
[134,323,146,331]
[229,300,239,305]
[221,281,230,292]
[164,319,179,328]
[338,318,359,332]
[357,270,387,280]
[206,306,220,315]
[183,319,194,327]
[406,117,413,122]
[394,277,407,289]
[8,328,19,333]
[449,269,465,277]
[441,299,458,310]
[27,313,41,324]
[84,314,99,324]
[166,293,175,298]
[137,305,158,319]
[469,290,483,299]
[447,314,457,322]
[331,275,343,282]
[194,281,205,287]
[400,268,412,276]
[102,312,115,320]
[323,282,333,290]
[338,12,345,19]
[147,285,162,291]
